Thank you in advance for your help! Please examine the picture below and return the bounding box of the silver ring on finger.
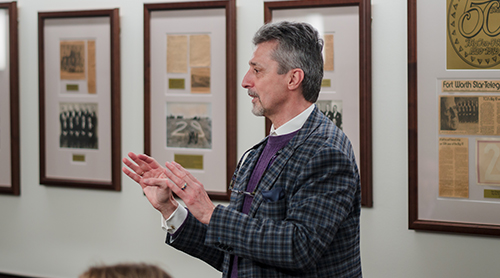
[181,183,187,190]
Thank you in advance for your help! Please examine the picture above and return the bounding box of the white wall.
[1,0,500,277]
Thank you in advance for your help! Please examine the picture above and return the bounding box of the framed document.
[144,1,237,200]
[0,2,19,196]
[264,0,373,207]
[38,9,121,191]
[409,0,500,235]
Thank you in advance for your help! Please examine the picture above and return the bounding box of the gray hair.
[252,21,324,103]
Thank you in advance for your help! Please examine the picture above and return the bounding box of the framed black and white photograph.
[144,1,237,200]
[38,9,121,191]
[166,102,212,149]
[0,1,19,196]
[317,99,343,130]
[58,102,98,149]
[264,0,373,207]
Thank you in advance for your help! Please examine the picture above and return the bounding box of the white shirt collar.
[269,104,315,136]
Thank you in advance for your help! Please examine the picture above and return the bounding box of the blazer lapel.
[247,144,294,217]
[247,106,325,217]
[229,140,266,211]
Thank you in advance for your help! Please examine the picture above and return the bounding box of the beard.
[252,101,265,116]
[248,90,265,116]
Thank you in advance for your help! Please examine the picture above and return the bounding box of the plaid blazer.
[167,106,362,277]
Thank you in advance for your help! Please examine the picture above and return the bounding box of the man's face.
[442,97,459,130]
[241,41,290,118]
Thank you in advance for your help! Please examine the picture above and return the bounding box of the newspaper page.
[439,95,500,136]
[167,35,188,73]
[60,40,86,80]
[189,34,210,68]
[442,80,500,93]
[439,137,469,198]
[87,40,96,94]
[323,34,334,71]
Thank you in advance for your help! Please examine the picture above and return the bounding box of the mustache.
[247,90,259,98]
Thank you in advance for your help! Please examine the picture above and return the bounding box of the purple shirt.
[230,131,298,278]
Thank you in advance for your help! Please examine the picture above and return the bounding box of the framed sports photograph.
[38,9,121,191]
[0,1,20,196]
[144,1,237,200]
[264,0,373,207]
[409,0,500,235]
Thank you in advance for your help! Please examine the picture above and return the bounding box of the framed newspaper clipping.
[38,9,121,191]
[264,0,373,207]
[409,0,500,235]
[144,1,237,201]
[0,2,20,196]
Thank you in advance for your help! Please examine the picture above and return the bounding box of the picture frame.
[0,1,20,196]
[264,0,373,207]
[38,9,121,191]
[144,1,237,200]
[409,0,500,235]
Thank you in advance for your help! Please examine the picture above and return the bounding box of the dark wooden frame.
[408,0,500,236]
[265,0,373,207]
[0,2,20,195]
[144,1,237,201]
[38,9,121,191]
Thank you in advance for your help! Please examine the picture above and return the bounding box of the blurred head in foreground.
[79,262,172,278]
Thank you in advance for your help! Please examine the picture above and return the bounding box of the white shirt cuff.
[161,201,188,234]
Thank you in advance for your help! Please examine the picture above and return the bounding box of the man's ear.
[287,68,304,91]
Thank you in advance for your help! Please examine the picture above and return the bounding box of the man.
[332,104,342,129]
[123,21,361,277]
[440,96,459,130]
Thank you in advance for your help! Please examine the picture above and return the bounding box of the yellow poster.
[447,0,500,69]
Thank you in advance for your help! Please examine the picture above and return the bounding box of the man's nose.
[241,69,252,89]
